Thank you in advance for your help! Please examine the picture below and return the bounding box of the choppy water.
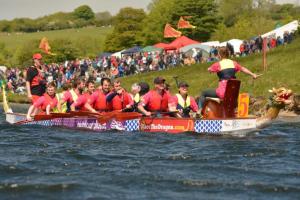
[0,106,300,199]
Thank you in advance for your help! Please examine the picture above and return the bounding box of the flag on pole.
[39,37,54,55]
[177,16,196,29]
[164,24,182,38]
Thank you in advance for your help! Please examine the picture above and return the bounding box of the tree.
[141,0,220,45]
[141,0,176,45]
[104,7,146,52]
[218,0,254,27]
[95,11,112,26]
[73,5,95,21]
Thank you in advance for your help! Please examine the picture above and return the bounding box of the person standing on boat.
[84,78,112,113]
[71,79,95,111]
[57,79,85,112]
[26,82,58,120]
[26,53,46,104]
[169,81,198,118]
[198,47,258,110]
[106,79,133,111]
[138,77,170,116]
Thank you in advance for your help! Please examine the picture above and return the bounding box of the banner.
[39,37,54,55]
[177,17,196,29]
[164,24,182,38]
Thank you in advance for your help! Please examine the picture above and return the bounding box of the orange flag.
[164,24,182,38]
[177,17,196,29]
[39,37,53,55]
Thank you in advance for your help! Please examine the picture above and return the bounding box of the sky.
[0,0,298,20]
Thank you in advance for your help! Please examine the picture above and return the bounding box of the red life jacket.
[94,91,109,111]
[41,93,57,111]
[31,68,44,87]
[111,91,131,111]
[146,90,169,112]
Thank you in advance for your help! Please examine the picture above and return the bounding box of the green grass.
[121,37,300,97]
[0,26,112,52]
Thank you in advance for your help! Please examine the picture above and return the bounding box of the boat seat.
[206,97,222,104]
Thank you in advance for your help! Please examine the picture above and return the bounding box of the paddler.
[131,82,150,112]
[106,79,133,111]
[198,47,258,110]
[57,79,85,112]
[84,77,112,113]
[26,81,58,120]
[138,77,171,116]
[169,81,198,118]
[26,53,46,104]
[71,79,95,111]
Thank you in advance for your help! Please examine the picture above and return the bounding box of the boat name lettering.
[77,121,106,130]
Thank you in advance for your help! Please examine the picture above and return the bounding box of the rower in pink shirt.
[71,80,95,111]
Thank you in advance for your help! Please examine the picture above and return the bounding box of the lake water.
[0,106,299,199]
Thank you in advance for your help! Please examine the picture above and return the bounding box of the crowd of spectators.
[2,31,296,94]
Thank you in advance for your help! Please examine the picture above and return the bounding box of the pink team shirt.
[33,95,58,110]
[72,93,92,109]
[169,95,198,112]
[208,60,242,98]
[62,90,74,103]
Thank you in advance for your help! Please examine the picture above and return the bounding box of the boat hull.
[5,113,257,134]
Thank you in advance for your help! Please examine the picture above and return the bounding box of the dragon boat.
[3,80,293,134]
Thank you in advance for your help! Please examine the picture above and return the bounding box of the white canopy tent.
[111,49,125,58]
[200,41,220,47]
[262,20,299,39]
[220,39,244,54]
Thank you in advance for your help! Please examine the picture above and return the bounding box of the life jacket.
[145,90,169,112]
[176,94,191,117]
[217,59,237,81]
[53,92,67,113]
[41,93,57,111]
[134,93,140,104]
[30,67,44,87]
[70,89,79,102]
[111,91,131,110]
[94,91,109,111]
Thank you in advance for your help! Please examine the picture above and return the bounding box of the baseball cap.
[33,53,42,60]
[178,81,189,88]
[153,76,165,84]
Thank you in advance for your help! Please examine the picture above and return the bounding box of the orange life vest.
[94,91,109,111]
[146,90,169,112]
[111,91,131,111]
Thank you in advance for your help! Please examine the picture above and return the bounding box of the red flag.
[39,37,52,54]
[177,17,196,29]
[164,24,182,38]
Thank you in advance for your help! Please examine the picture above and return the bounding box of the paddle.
[114,111,179,121]
[70,111,103,118]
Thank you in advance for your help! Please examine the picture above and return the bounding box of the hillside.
[0,26,112,51]
[121,37,300,98]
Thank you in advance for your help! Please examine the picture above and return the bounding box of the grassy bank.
[0,26,112,52]
[122,38,300,97]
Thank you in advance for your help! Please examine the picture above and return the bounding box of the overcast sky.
[0,0,298,20]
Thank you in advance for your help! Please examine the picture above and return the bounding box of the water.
[0,107,300,199]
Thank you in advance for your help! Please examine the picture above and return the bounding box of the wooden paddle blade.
[70,111,102,118]
[115,112,143,121]
[34,114,54,121]
[50,113,72,118]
